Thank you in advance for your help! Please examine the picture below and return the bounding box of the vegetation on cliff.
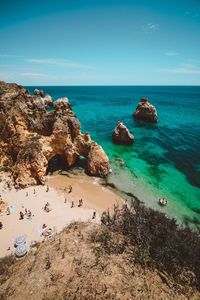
[101,201,200,290]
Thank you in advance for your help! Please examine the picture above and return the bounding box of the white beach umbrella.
[15,244,27,257]
[14,235,26,247]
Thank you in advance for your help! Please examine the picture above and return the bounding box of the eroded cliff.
[0,81,109,187]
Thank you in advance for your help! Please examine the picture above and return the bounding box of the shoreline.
[106,162,200,229]
[0,171,123,258]
[0,163,198,258]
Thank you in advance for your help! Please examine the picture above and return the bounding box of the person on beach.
[46,186,49,192]
[78,199,83,207]
[26,192,28,197]
[0,221,3,229]
[19,211,24,220]
[28,210,32,217]
[42,223,47,229]
[44,206,49,212]
[68,185,72,194]
[159,198,168,206]
[41,224,51,236]
[33,189,36,195]
[44,203,51,212]
[6,207,10,215]
[25,208,28,215]
[43,228,52,237]
[71,201,74,208]
[64,198,67,204]
[92,211,96,219]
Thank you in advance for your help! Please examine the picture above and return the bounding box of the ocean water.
[28,86,200,227]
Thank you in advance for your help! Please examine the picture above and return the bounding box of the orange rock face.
[0,81,109,187]
[112,121,134,145]
[133,98,158,123]
[87,143,109,177]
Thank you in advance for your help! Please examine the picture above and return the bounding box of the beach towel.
[37,226,44,236]
[9,205,16,214]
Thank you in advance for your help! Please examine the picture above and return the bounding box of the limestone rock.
[54,97,69,106]
[133,98,158,123]
[34,89,44,97]
[87,143,109,177]
[0,81,109,187]
[43,94,54,108]
[112,122,134,145]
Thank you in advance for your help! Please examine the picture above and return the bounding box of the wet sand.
[47,173,123,212]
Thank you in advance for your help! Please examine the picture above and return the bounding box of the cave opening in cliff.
[46,155,68,174]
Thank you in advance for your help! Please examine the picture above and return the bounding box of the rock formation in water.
[0,81,109,187]
[112,121,134,145]
[133,98,158,123]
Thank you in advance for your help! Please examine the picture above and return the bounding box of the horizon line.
[24,84,200,87]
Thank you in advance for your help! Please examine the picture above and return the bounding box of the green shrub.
[100,200,200,289]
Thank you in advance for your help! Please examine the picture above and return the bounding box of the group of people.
[19,209,33,220]
[159,198,168,206]
[70,199,96,219]
[70,198,83,208]
[41,223,53,237]
[63,185,96,219]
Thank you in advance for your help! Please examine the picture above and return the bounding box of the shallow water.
[28,86,200,227]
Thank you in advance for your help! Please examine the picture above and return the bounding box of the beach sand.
[0,173,123,258]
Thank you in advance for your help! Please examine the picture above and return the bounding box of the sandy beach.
[0,173,123,258]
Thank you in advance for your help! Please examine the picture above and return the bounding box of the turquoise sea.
[28,86,200,227]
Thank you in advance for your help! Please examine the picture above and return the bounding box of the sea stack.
[133,98,158,123]
[112,121,134,145]
[0,81,109,187]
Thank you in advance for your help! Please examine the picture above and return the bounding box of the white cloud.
[165,51,179,57]
[142,23,159,33]
[185,10,199,17]
[181,63,197,69]
[25,58,94,69]
[0,54,21,58]
[148,23,159,30]
[0,71,14,80]
[22,72,46,78]
[157,66,200,74]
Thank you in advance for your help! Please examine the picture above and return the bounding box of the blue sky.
[0,0,200,85]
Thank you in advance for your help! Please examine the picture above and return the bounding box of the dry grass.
[0,220,199,300]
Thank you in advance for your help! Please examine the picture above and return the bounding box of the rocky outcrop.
[87,142,109,177]
[42,94,54,108]
[112,122,134,145]
[34,88,44,97]
[0,81,109,187]
[133,98,158,123]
